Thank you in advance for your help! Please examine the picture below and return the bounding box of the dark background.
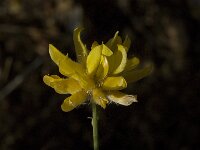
[0,0,199,150]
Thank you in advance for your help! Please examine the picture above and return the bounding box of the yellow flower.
[43,28,152,112]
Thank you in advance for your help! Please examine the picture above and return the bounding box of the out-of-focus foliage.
[0,0,199,150]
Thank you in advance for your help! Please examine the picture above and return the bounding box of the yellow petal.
[102,44,113,56]
[124,57,140,71]
[96,56,109,81]
[92,88,108,108]
[49,44,66,66]
[123,35,131,52]
[91,41,99,49]
[108,44,127,74]
[59,57,93,89]
[43,75,82,94]
[102,76,127,90]
[86,45,102,76]
[49,44,86,82]
[59,58,94,90]
[106,31,122,52]
[58,55,85,80]
[107,91,137,106]
[122,64,153,83]
[61,90,87,112]
[73,28,88,64]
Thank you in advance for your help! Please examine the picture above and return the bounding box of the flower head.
[43,28,152,112]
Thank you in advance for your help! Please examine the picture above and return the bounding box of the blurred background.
[0,0,199,149]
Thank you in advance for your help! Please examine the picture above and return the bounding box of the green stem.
[92,102,99,150]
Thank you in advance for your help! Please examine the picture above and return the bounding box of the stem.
[92,102,99,150]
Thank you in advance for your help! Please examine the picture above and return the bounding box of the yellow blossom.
[43,28,152,112]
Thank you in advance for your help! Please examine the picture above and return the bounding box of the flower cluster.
[43,28,152,112]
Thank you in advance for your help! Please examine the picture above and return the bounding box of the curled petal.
[122,64,153,83]
[49,44,66,66]
[106,31,122,52]
[108,44,127,74]
[107,91,137,106]
[43,75,82,94]
[124,57,140,72]
[61,90,87,112]
[96,56,109,81]
[92,88,108,108]
[86,45,102,76]
[123,35,131,52]
[102,76,127,90]
[73,28,88,65]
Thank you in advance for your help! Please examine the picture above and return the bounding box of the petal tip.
[74,27,84,32]
[61,103,72,112]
